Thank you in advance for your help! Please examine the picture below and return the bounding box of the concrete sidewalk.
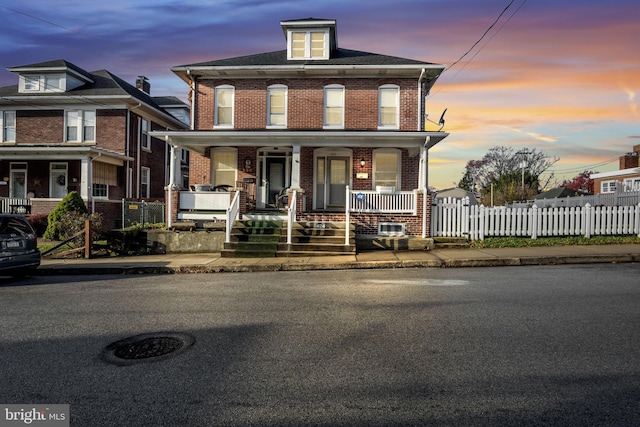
[36,244,640,275]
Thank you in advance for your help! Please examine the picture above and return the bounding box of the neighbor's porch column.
[418,143,428,191]
[80,157,90,200]
[291,144,301,189]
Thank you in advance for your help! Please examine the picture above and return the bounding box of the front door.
[50,163,68,199]
[257,148,292,209]
[327,157,349,208]
[266,157,286,207]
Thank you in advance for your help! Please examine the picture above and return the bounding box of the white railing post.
[584,203,592,238]
[636,203,640,237]
[345,185,351,246]
[531,205,538,239]
[225,191,241,244]
[287,190,297,245]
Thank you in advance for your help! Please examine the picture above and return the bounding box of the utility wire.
[445,0,519,73]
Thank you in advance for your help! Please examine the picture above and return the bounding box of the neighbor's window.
[378,85,399,129]
[601,181,617,193]
[324,85,344,128]
[1,111,16,142]
[267,85,287,127]
[92,183,108,198]
[214,85,234,127]
[373,149,401,189]
[141,119,150,150]
[65,110,95,142]
[211,149,237,187]
[140,167,150,198]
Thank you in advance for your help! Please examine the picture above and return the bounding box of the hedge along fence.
[433,197,640,241]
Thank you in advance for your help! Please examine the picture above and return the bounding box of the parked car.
[0,214,41,277]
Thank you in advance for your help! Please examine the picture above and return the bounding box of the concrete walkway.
[37,244,640,275]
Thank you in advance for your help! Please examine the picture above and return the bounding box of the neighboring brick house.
[152,18,449,238]
[591,144,640,194]
[0,60,189,229]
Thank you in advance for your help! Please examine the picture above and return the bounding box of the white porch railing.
[349,189,417,214]
[286,190,297,245]
[225,191,241,243]
[1,197,32,214]
[180,191,231,210]
[433,197,640,240]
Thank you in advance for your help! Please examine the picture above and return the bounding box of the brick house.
[591,144,640,194]
[0,60,189,229]
[152,18,449,246]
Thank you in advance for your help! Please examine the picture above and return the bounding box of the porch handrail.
[225,191,241,243]
[345,185,351,246]
[286,190,297,245]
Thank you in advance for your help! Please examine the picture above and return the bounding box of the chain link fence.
[121,200,165,228]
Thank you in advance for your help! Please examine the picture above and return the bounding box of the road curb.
[34,253,639,275]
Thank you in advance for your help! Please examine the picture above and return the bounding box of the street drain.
[102,332,195,365]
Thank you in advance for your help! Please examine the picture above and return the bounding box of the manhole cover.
[102,332,195,365]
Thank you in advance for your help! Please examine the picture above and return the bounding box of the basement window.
[378,222,405,236]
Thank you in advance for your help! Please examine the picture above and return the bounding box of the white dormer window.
[287,30,329,60]
[20,74,64,93]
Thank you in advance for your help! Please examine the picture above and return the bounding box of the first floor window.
[92,183,108,198]
[211,149,237,187]
[140,167,150,198]
[1,111,16,142]
[374,149,400,189]
[623,177,640,192]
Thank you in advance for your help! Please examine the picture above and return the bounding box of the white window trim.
[623,177,640,192]
[378,84,400,130]
[1,110,16,142]
[20,74,65,93]
[287,30,329,60]
[214,85,235,128]
[267,84,288,128]
[323,84,345,129]
[373,148,401,190]
[65,109,96,142]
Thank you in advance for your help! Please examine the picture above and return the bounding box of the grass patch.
[470,235,640,248]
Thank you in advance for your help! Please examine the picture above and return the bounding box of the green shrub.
[44,191,88,240]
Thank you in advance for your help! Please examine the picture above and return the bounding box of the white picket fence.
[432,197,640,240]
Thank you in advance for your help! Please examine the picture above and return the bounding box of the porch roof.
[0,145,133,165]
[149,130,448,155]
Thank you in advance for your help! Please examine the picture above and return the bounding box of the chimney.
[620,152,639,170]
[136,76,150,95]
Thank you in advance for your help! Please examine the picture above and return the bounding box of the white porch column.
[420,137,430,238]
[80,157,90,200]
[291,144,301,189]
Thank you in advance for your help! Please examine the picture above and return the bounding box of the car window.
[0,217,33,236]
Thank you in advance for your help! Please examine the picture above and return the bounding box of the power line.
[444,0,521,73]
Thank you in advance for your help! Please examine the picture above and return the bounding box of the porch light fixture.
[244,157,252,171]
[360,158,366,168]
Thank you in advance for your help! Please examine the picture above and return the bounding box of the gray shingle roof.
[178,48,439,69]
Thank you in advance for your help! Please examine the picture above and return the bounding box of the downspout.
[422,136,430,239]
[166,136,175,229]
[127,103,142,199]
[418,69,425,131]
[186,68,196,130]
[90,153,102,214]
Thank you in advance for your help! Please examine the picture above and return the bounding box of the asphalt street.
[1,264,639,426]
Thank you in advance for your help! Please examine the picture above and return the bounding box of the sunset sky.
[1,0,638,189]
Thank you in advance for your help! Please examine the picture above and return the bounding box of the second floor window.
[267,85,287,127]
[215,85,234,128]
[65,110,95,142]
[1,111,16,142]
[324,85,344,128]
[378,85,399,129]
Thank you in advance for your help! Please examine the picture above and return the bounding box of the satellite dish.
[426,108,447,131]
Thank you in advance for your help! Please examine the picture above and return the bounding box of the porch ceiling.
[150,130,448,155]
[0,145,133,164]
